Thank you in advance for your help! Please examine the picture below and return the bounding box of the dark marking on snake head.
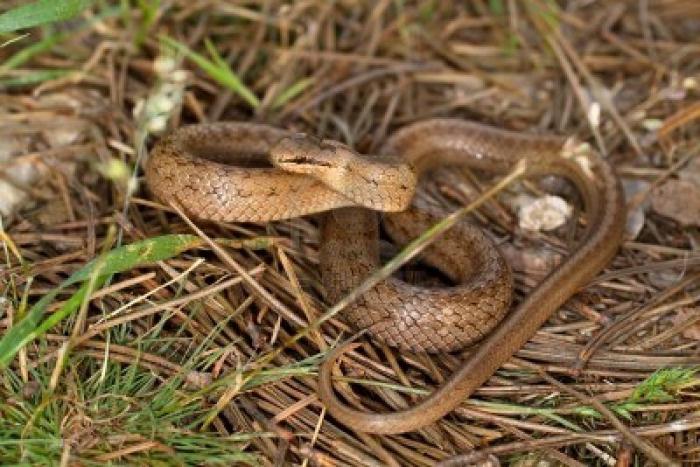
[278,156,333,167]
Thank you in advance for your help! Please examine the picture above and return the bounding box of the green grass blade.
[0,35,61,73]
[489,0,505,15]
[626,367,698,403]
[0,0,95,33]
[0,5,122,72]
[0,234,202,369]
[160,35,260,109]
[0,69,72,88]
[272,77,314,109]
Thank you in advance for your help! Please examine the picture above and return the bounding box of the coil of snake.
[146,119,626,434]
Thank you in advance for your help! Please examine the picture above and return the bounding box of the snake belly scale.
[146,119,625,434]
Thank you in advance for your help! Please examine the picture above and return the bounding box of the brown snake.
[146,119,626,434]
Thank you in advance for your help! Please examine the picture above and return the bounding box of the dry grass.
[1,1,700,465]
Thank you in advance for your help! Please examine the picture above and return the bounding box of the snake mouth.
[273,155,334,168]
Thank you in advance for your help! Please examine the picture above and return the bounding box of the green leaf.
[0,4,121,73]
[0,69,72,88]
[135,0,160,45]
[0,0,95,33]
[539,412,583,432]
[572,406,601,418]
[0,234,202,369]
[0,35,61,73]
[272,77,314,109]
[160,35,260,109]
[627,367,698,404]
[489,0,505,15]
[612,404,633,421]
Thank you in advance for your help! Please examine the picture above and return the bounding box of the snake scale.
[146,119,625,434]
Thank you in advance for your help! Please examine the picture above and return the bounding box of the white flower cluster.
[133,55,188,134]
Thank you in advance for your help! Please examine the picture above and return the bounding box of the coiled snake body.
[146,119,625,434]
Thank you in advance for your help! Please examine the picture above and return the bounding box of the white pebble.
[518,195,573,231]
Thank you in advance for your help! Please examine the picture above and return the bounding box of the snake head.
[271,133,416,211]
[270,134,350,173]
[270,134,361,198]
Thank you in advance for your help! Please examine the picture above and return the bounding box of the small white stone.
[518,195,573,231]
